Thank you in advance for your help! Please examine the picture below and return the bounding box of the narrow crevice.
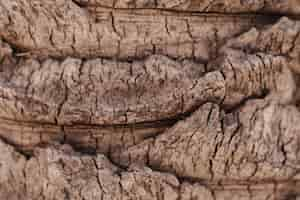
[71,1,300,21]
[224,92,269,114]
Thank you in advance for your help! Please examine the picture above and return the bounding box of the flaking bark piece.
[0,45,295,152]
[114,98,300,184]
[0,0,273,60]
[0,55,207,125]
[222,17,300,74]
[0,139,299,199]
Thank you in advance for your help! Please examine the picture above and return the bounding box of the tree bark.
[1,0,300,199]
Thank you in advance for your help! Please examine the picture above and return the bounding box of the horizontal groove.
[79,3,300,20]
[0,115,181,129]
[179,176,300,187]
[89,6,290,18]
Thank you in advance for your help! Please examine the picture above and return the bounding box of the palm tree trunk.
[0,0,300,199]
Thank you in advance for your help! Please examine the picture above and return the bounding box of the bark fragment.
[0,139,299,200]
[0,0,274,60]
[0,50,294,152]
[114,98,300,184]
[0,55,206,125]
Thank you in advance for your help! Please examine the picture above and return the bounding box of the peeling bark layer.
[0,45,295,153]
[0,0,276,60]
[1,0,300,199]
[114,99,300,183]
[1,140,299,200]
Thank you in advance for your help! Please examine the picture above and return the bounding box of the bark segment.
[0,139,299,200]
[0,0,274,60]
[114,99,300,183]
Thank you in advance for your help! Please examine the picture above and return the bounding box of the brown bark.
[74,0,300,15]
[1,0,300,199]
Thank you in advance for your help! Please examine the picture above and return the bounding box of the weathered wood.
[1,0,300,199]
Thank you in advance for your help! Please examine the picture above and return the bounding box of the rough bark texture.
[74,0,300,14]
[1,0,300,199]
